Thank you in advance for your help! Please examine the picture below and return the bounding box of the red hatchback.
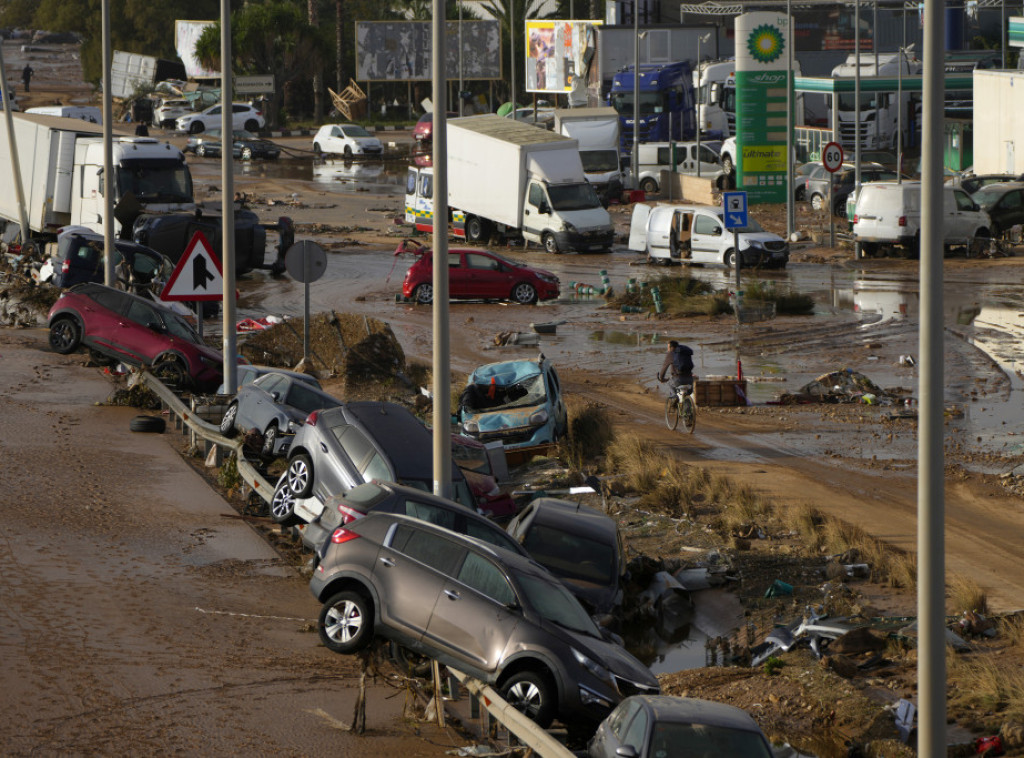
[398,243,560,305]
[412,111,457,144]
[47,282,223,391]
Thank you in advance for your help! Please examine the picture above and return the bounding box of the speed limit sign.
[822,141,844,173]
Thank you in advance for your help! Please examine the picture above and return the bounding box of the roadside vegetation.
[607,274,815,318]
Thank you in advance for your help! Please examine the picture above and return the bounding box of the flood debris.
[493,331,540,347]
[777,368,894,405]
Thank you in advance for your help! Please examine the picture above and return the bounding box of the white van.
[25,105,101,123]
[628,203,789,268]
[636,141,724,193]
[852,181,991,257]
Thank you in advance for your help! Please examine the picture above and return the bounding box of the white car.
[175,103,265,134]
[312,124,383,158]
[153,99,193,129]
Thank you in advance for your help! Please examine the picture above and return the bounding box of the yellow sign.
[741,145,787,173]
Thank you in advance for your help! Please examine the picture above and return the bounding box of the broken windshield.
[461,371,547,413]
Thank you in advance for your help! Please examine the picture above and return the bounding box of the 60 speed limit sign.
[822,141,844,173]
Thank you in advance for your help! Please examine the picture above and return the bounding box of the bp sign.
[735,12,793,204]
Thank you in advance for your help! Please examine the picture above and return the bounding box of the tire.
[286,453,314,498]
[270,477,299,526]
[49,316,81,354]
[152,357,187,389]
[188,122,203,134]
[343,145,353,158]
[466,216,488,243]
[511,282,538,305]
[665,395,680,430]
[196,144,207,158]
[413,283,433,305]
[220,403,238,437]
[722,155,734,176]
[261,423,279,460]
[129,415,166,434]
[681,396,696,434]
[244,119,259,132]
[240,146,253,160]
[389,641,432,678]
[724,249,738,268]
[313,142,323,157]
[810,193,825,211]
[639,177,659,194]
[542,233,559,254]
[970,229,992,258]
[499,670,556,728]
[319,591,373,654]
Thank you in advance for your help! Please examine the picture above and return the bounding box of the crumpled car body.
[458,356,567,454]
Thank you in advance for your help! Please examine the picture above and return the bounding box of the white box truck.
[552,107,624,206]
[406,115,615,253]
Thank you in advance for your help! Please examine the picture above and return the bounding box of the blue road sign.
[723,191,748,230]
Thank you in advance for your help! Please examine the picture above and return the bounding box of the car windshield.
[286,383,340,414]
[233,130,257,139]
[344,125,372,138]
[514,570,601,637]
[462,371,547,412]
[159,309,201,342]
[731,218,764,233]
[522,524,616,584]
[650,722,772,757]
[547,182,601,211]
[116,162,193,204]
[580,149,620,173]
[972,185,1008,207]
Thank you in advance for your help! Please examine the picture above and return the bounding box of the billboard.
[175,20,218,79]
[355,21,501,81]
[524,20,600,94]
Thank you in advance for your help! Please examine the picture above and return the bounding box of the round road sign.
[822,141,844,173]
[284,241,327,283]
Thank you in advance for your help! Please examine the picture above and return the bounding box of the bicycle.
[664,378,697,434]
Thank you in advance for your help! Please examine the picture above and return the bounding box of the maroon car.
[398,242,560,305]
[412,111,457,144]
[47,282,223,391]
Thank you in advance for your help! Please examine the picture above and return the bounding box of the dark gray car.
[587,695,774,757]
[219,372,342,459]
[271,401,475,525]
[310,512,660,730]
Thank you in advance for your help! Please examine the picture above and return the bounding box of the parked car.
[312,124,383,158]
[971,182,1024,237]
[184,129,242,159]
[299,480,525,556]
[635,141,724,194]
[628,203,789,268]
[959,173,1024,196]
[451,433,516,519]
[216,364,321,395]
[805,163,897,215]
[587,695,774,758]
[188,129,280,160]
[272,401,476,526]
[400,244,560,305]
[220,371,343,459]
[852,181,991,257]
[175,102,265,134]
[152,98,193,129]
[310,512,660,728]
[458,356,568,455]
[42,228,172,293]
[47,282,223,391]
[506,498,628,619]
[412,111,457,144]
[793,161,819,201]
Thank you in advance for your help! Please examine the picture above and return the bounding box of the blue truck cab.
[608,61,696,152]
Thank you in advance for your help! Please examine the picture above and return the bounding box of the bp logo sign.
[747,24,784,64]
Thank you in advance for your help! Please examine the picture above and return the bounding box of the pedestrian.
[22,64,33,93]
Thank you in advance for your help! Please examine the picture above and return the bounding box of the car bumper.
[553,228,615,253]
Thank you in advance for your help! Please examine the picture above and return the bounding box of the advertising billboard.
[175,20,218,80]
[355,21,501,81]
[524,20,600,94]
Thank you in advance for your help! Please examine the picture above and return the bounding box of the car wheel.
[260,423,279,460]
[244,119,259,132]
[511,282,538,305]
[970,228,992,258]
[722,155,734,176]
[414,283,433,305]
[152,357,188,389]
[639,177,658,194]
[389,642,432,677]
[466,216,488,243]
[220,403,238,437]
[313,142,323,157]
[542,233,559,254]
[810,193,825,211]
[240,146,253,160]
[49,316,81,354]
[286,453,314,498]
[343,145,353,158]
[196,144,207,158]
[724,249,738,268]
[270,477,299,526]
[129,415,165,433]
[319,591,373,654]
[188,122,203,134]
[499,670,555,728]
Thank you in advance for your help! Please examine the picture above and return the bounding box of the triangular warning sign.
[160,231,225,302]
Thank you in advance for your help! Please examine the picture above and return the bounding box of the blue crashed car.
[457,355,567,455]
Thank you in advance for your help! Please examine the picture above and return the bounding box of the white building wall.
[973,70,1024,175]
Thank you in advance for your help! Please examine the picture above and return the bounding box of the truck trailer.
[608,61,696,152]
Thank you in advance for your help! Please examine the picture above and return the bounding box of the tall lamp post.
[696,32,710,178]
[631,1,642,191]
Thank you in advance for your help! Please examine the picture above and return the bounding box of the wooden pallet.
[328,79,367,121]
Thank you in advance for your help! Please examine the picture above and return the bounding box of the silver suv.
[310,512,659,729]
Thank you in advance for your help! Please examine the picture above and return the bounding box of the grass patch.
[609,274,730,318]
[559,398,615,470]
[947,574,989,615]
[947,647,1024,724]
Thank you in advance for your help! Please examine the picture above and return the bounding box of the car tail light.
[853,214,859,224]
[898,216,907,227]
[305,410,319,426]
[330,527,360,544]
[336,503,366,525]
[61,259,70,273]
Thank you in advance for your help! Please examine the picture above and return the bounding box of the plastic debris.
[764,579,794,598]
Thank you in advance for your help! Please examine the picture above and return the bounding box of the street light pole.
[631,1,641,191]
[696,32,710,178]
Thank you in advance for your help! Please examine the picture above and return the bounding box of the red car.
[47,282,223,391]
[412,111,457,143]
[398,242,560,305]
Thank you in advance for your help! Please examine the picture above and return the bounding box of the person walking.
[22,64,34,93]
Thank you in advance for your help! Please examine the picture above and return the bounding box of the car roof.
[68,282,190,319]
[519,497,619,542]
[625,695,765,732]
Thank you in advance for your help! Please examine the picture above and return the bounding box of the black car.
[805,163,897,215]
[971,182,1024,237]
[959,173,1024,196]
[506,498,628,620]
[47,228,172,293]
[132,207,267,276]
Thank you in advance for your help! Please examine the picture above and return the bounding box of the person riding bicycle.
[658,340,694,392]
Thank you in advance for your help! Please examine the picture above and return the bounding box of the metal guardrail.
[139,371,565,753]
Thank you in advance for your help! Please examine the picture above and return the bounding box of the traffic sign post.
[160,231,224,338]
[723,191,748,326]
[284,241,327,369]
[822,142,844,249]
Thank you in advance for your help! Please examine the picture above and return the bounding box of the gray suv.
[310,512,660,730]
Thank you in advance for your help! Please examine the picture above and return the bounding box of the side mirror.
[538,201,551,215]
[146,321,163,332]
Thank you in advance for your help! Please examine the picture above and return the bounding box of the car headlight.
[528,409,549,426]
[537,273,558,284]
[462,420,479,434]
[562,221,577,234]
[572,647,613,687]
[743,240,765,251]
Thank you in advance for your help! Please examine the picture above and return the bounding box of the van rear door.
[627,204,652,252]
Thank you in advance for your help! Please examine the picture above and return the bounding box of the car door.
[643,205,678,261]
[521,182,548,243]
[314,422,364,502]
[80,287,131,351]
[240,373,287,433]
[991,188,1024,234]
[445,251,470,298]
[425,550,519,673]
[588,698,644,757]
[374,524,463,644]
[464,252,508,299]
[99,296,166,365]
[689,211,726,263]
[203,105,221,129]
